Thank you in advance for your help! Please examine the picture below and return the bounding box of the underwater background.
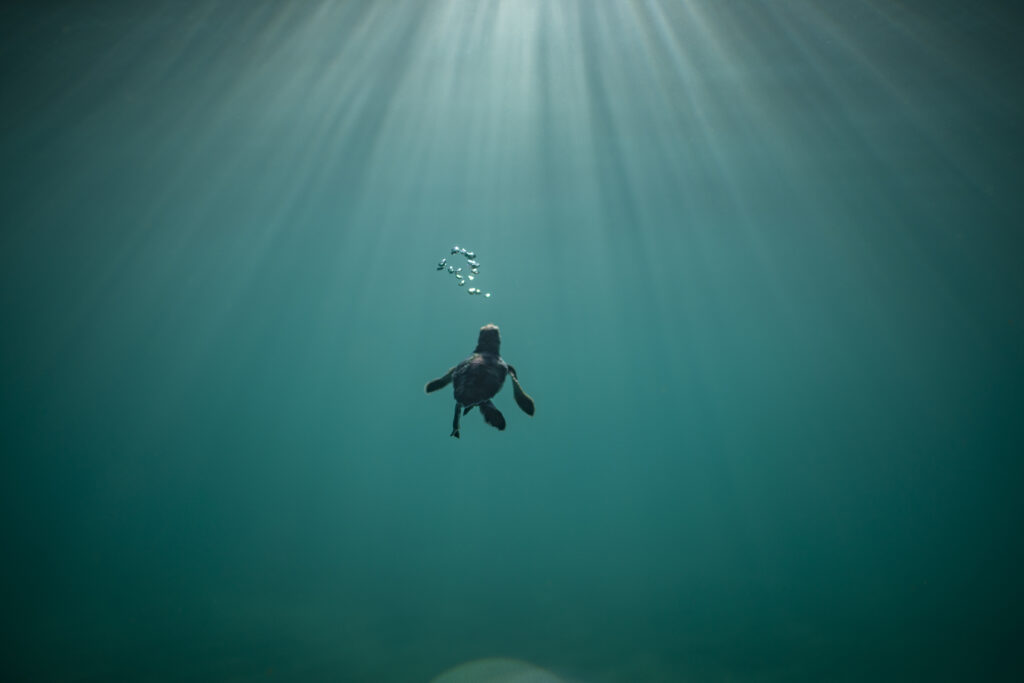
[1,1,1021,681]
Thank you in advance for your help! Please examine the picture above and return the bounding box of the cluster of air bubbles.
[436,246,491,297]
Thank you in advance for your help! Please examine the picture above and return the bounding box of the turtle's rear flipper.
[451,402,462,438]
[463,404,475,415]
[508,366,535,416]
[479,400,506,431]
[426,366,457,393]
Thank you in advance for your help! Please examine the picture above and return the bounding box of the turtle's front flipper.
[507,365,535,416]
[451,402,462,438]
[479,400,506,430]
[426,366,457,393]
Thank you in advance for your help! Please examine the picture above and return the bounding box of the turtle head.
[474,323,501,354]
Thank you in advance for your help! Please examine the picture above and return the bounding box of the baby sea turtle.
[425,324,535,438]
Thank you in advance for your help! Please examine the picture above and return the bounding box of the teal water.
[2,2,1021,681]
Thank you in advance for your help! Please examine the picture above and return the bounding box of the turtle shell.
[452,353,508,408]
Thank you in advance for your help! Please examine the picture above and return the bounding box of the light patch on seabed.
[431,657,566,683]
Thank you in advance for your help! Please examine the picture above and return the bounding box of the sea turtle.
[425,324,535,438]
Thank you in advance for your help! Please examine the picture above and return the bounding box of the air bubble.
[436,245,490,299]
[484,292,491,298]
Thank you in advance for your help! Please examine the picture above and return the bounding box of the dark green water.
[2,2,1021,681]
